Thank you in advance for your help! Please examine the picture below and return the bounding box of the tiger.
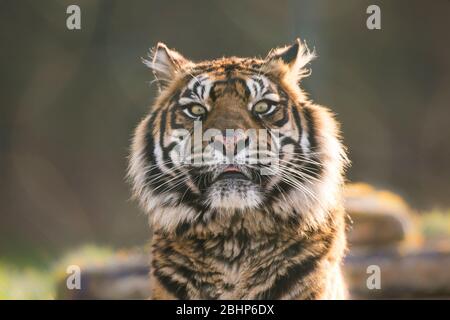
[128,39,350,299]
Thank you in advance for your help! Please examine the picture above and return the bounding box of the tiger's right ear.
[143,43,191,89]
[264,38,315,83]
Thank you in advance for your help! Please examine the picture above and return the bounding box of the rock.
[56,252,150,299]
[344,248,450,299]
[344,183,417,248]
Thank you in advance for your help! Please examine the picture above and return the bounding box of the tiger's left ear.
[265,38,315,82]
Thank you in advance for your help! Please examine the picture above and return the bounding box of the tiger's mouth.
[214,165,250,182]
[201,164,263,210]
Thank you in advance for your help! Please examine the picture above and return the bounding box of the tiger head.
[129,39,349,234]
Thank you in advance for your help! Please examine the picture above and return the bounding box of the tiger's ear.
[143,42,191,89]
[265,38,315,82]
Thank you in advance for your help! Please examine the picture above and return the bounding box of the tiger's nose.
[222,131,250,155]
[206,131,252,165]
[223,131,241,151]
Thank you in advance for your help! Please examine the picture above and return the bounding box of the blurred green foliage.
[419,209,450,239]
[0,245,114,300]
[0,263,54,299]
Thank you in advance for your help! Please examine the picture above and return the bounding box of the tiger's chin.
[205,179,263,211]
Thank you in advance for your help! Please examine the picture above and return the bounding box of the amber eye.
[252,100,276,116]
[183,104,207,118]
[190,104,206,115]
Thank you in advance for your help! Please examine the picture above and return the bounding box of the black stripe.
[273,104,289,127]
[181,88,193,99]
[200,85,206,99]
[159,109,167,147]
[253,77,264,92]
[254,254,320,299]
[153,270,189,299]
[144,112,157,163]
[253,83,259,97]
[291,105,303,142]
[192,79,202,98]
[302,107,322,178]
[144,111,169,190]
[302,107,317,152]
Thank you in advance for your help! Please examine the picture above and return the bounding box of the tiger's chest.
[151,232,330,299]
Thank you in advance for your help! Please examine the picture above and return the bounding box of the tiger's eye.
[253,101,269,114]
[190,104,206,116]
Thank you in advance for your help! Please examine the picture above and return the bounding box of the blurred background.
[1,0,449,299]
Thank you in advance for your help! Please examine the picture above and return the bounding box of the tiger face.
[129,39,348,233]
